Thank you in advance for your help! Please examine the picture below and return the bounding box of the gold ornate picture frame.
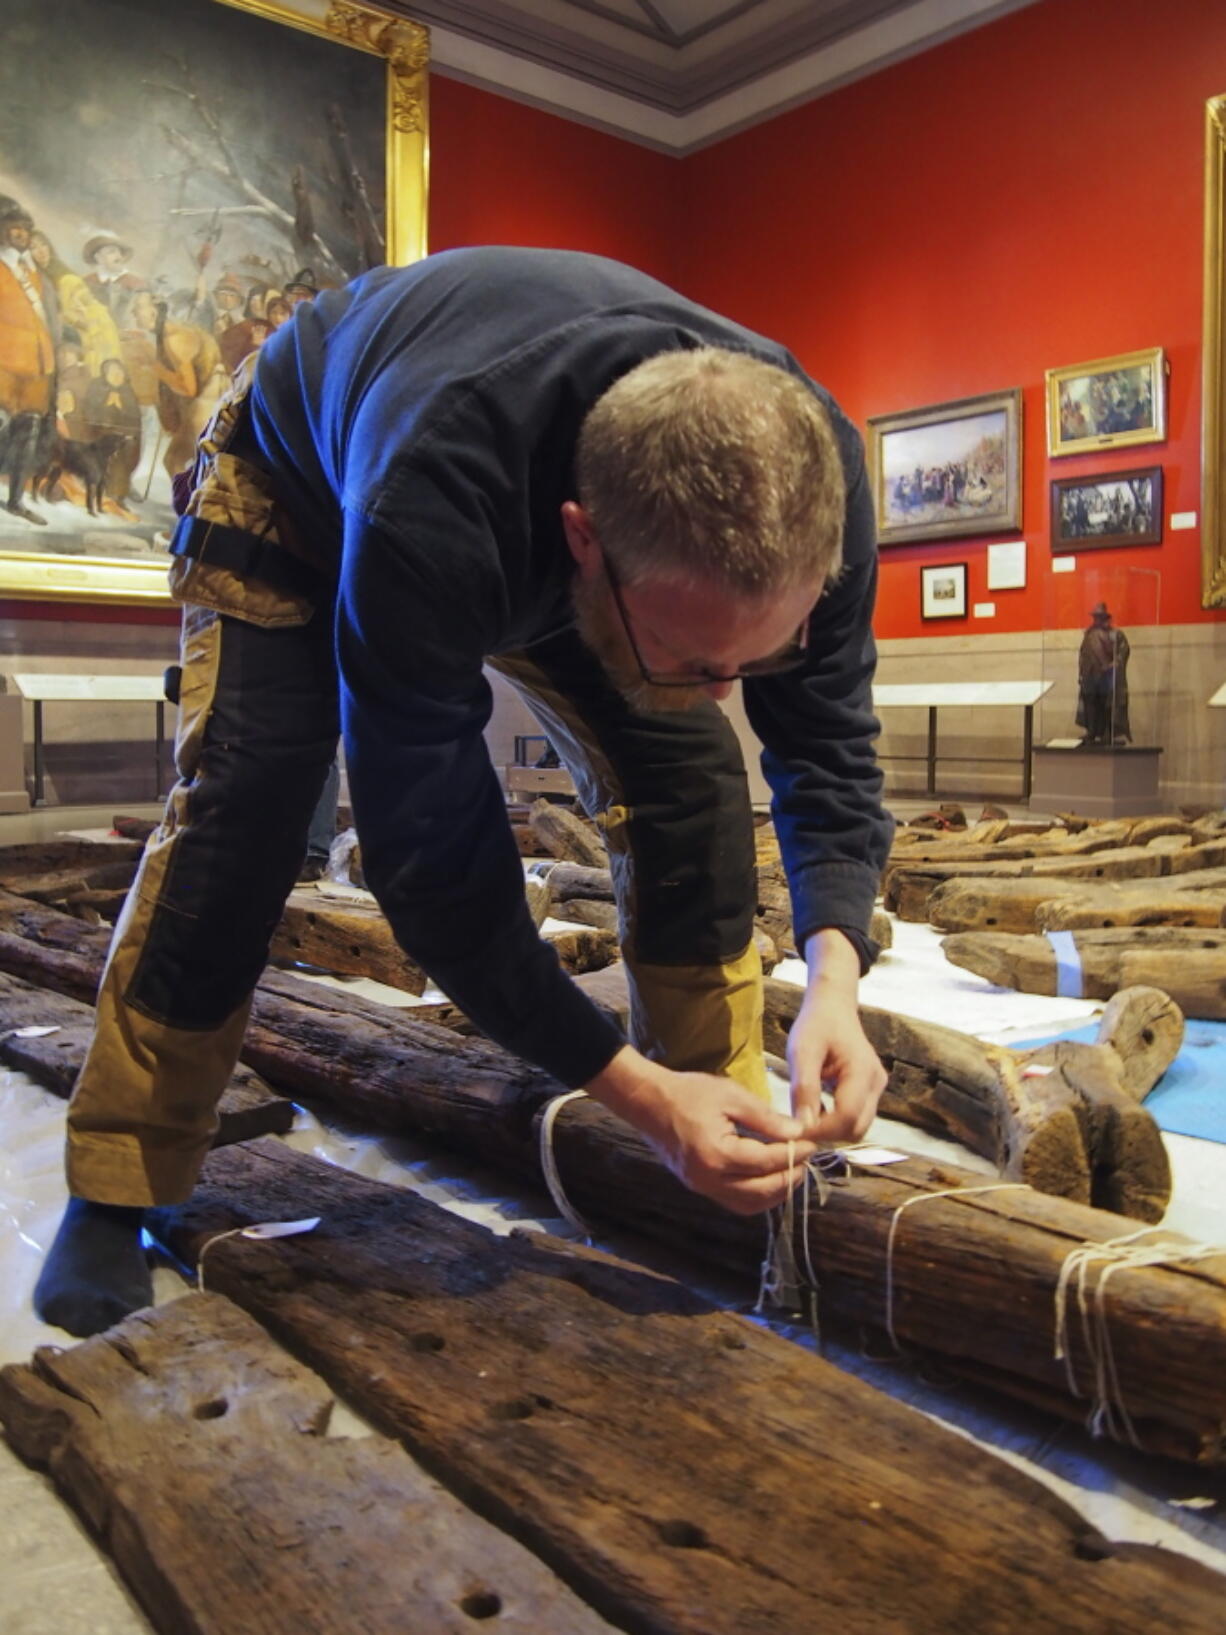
[1203,93,1226,608]
[1044,346,1167,459]
[0,0,427,605]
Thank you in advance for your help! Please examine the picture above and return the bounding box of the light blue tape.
[1045,930,1083,999]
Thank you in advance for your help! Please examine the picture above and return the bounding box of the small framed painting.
[1045,348,1167,457]
[920,562,967,619]
[1050,467,1163,552]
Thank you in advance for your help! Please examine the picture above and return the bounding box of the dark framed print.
[1045,347,1167,458]
[0,0,427,604]
[920,561,967,619]
[868,388,1022,546]
[1050,467,1163,553]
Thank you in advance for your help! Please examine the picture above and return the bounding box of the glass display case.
[1033,564,1162,816]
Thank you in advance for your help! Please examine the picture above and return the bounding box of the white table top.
[11,673,169,703]
[873,681,1053,708]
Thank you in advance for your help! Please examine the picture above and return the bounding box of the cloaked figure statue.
[1077,602,1131,746]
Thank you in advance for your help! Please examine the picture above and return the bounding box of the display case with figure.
[1032,566,1161,816]
[1077,602,1130,746]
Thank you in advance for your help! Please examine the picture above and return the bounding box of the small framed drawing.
[1050,466,1163,553]
[920,562,967,619]
[868,388,1022,545]
[1045,348,1167,457]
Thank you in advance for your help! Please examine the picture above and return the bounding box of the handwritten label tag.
[240,1217,321,1240]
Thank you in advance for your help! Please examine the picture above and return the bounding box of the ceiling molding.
[384,0,1039,153]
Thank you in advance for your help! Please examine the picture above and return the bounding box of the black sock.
[34,1197,152,1338]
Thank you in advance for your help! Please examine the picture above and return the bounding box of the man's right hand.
[585,1044,814,1216]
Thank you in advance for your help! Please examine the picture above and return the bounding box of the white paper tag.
[11,1025,61,1038]
[240,1217,321,1240]
[842,1147,909,1166]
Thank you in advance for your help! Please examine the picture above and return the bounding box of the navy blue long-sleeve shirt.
[242,247,892,1086]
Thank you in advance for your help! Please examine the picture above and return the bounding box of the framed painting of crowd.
[0,0,427,604]
[867,388,1023,546]
[1050,467,1163,554]
[1044,347,1167,459]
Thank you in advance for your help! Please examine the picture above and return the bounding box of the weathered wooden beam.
[139,1138,1226,1632]
[0,1295,616,1635]
[943,925,1226,1017]
[270,891,428,994]
[762,977,1174,1220]
[754,860,793,949]
[540,859,614,901]
[0,837,144,879]
[0,896,1220,1459]
[110,814,158,842]
[0,970,293,1145]
[929,873,1226,934]
[528,799,606,866]
[227,984,1225,1463]
[551,896,618,931]
[895,850,1226,928]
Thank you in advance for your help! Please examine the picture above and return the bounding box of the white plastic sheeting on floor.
[2,916,1225,1633]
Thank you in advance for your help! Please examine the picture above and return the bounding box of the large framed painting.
[0,0,427,604]
[1204,93,1226,609]
[867,388,1022,546]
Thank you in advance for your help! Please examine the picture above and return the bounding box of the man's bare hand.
[788,928,887,1144]
[586,1046,814,1215]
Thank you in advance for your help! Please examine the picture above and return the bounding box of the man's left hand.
[785,928,887,1144]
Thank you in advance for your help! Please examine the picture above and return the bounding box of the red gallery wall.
[675,0,1226,638]
[15,1,1221,640]
[430,77,682,285]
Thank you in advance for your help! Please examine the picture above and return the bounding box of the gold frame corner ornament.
[224,0,430,268]
[1203,93,1226,609]
[322,2,430,261]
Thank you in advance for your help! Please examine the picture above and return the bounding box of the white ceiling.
[384,0,1040,153]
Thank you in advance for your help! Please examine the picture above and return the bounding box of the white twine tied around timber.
[756,1145,911,1342]
[1052,1227,1226,1446]
[538,1090,593,1239]
[881,1183,1030,1351]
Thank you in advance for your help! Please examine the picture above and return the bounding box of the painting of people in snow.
[0,0,390,584]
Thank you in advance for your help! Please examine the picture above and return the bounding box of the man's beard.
[571,572,708,714]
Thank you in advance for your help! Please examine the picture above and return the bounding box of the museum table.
[871,680,1053,800]
[12,673,173,806]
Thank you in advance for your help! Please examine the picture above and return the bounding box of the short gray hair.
[575,347,845,595]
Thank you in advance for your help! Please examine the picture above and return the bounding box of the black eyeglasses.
[601,550,810,687]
